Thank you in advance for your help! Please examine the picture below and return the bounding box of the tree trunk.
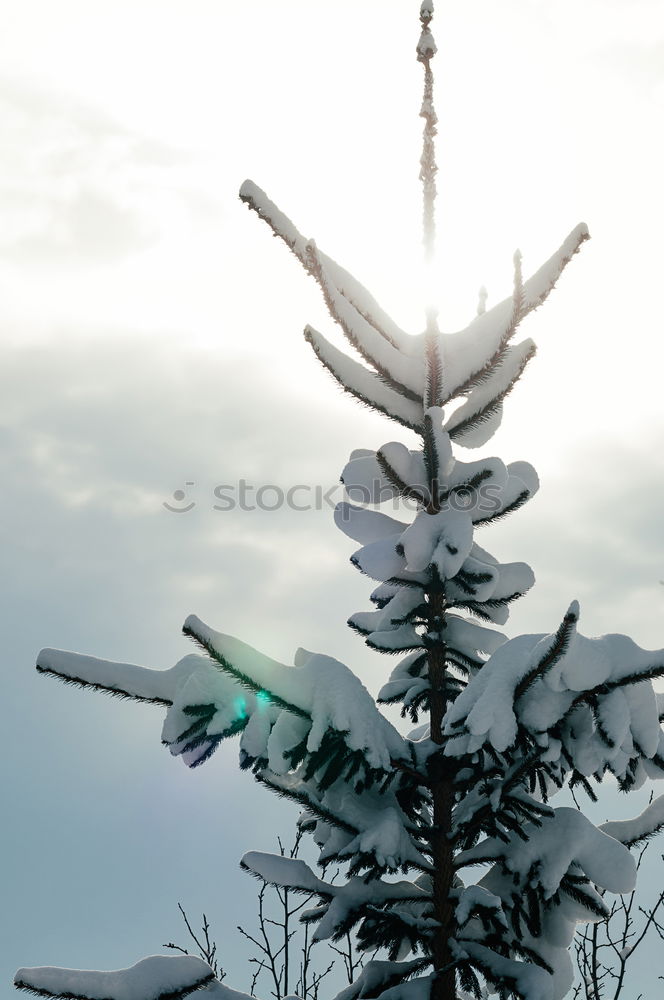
[427,589,457,1000]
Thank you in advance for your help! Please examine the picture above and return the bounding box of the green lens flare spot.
[233,696,248,720]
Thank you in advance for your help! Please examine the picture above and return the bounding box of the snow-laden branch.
[35,647,258,768]
[456,807,637,896]
[600,794,664,847]
[304,325,424,430]
[241,852,431,945]
[239,181,412,353]
[35,647,191,706]
[240,181,588,447]
[333,421,541,684]
[14,956,218,1000]
[331,958,430,1000]
[183,615,407,776]
[443,608,664,788]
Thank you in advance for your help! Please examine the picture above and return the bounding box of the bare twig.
[238,831,344,1000]
[329,932,364,986]
[164,903,225,981]
[574,845,664,999]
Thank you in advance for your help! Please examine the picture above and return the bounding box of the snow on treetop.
[417,29,437,60]
[240,181,588,444]
[14,956,215,1000]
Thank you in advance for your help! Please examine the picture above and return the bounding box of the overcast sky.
[2,1,664,998]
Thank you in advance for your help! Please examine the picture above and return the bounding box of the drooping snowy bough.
[14,957,252,1000]
[15,5,664,1000]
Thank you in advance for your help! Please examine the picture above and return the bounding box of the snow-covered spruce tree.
[14,5,664,1000]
